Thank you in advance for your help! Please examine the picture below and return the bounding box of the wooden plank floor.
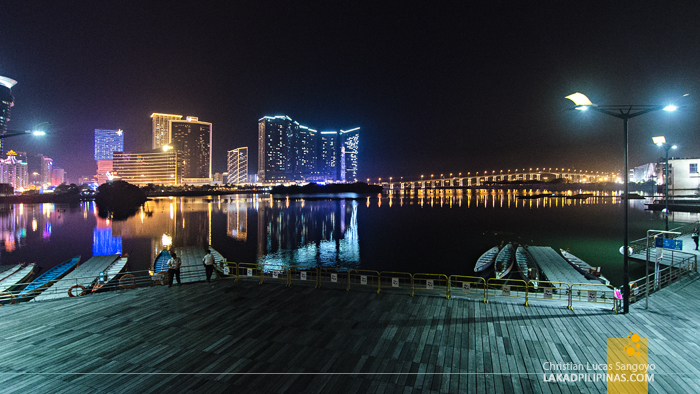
[1,272,699,393]
[529,247,603,292]
[33,255,121,302]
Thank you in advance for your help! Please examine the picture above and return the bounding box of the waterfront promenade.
[1,271,699,393]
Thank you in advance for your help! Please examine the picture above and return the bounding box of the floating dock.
[527,246,607,292]
[33,255,121,301]
[170,246,225,283]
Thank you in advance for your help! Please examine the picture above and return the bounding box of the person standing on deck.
[692,228,699,250]
[167,252,182,287]
[203,249,215,283]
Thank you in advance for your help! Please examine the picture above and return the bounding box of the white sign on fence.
[246,268,253,277]
[426,280,434,290]
[588,291,597,302]
[331,273,338,283]
[223,266,229,275]
[543,288,552,299]
[361,275,367,285]
[502,285,511,296]
[272,271,278,279]
[463,282,471,292]
[301,272,307,281]
[392,278,399,287]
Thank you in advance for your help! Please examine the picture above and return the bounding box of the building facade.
[151,113,182,150]
[0,151,28,190]
[112,149,181,186]
[170,117,212,183]
[0,76,17,157]
[94,129,124,185]
[656,158,700,192]
[257,115,359,183]
[227,147,249,184]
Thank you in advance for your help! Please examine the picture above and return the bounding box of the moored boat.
[150,250,171,284]
[474,246,499,272]
[93,255,129,291]
[560,249,610,285]
[495,243,514,279]
[16,256,80,301]
[516,246,539,288]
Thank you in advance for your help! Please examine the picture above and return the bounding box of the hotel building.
[170,117,212,183]
[94,129,124,185]
[227,147,248,184]
[258,115,359,183]
[112,149,181,186]
[0,76,17,157]
[151,113,182,150]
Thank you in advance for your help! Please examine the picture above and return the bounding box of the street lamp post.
[652,136,677,231]
[566,93,679,314]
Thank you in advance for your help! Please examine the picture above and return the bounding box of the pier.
[1,270,699,393]
[528,246,607,292]
[32,255,121,302]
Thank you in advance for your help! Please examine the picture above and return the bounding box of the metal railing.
[628,253,696,303]
[8,260,696,314]
[629,222,696,255]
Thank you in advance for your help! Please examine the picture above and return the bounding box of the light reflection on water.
[0,190,696,287]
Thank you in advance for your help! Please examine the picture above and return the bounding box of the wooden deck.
[172,247,209,284]
[0,271,699,393]
[529,246,604,291]
[32,255,121,302]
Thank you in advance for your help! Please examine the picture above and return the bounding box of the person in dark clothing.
[692,228,699,250]
[203,249,215,283]
[167,252,182,287]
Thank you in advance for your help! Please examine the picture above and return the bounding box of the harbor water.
[0,189,697,287]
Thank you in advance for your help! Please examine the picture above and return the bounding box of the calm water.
[0,189,697,286]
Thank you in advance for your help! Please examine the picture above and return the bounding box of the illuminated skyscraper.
[95,129,124,160]
[227,147,248,184]
[151,113,182,149]
[257,115,359,183]
[341,127,359,182]
[0,76,18,157]
[94,129,124,185]
[0,151,28,190]
[170,117,212,183]
[258,116,294,183]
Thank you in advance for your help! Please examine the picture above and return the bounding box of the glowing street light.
[653,135,678,231]
[566,92,681,314]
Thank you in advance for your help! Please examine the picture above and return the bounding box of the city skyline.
[3,3,700,182]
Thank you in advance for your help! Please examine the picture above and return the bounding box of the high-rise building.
[112,148,181,186]
[94,129,124,185]
[0,76,18,157]
[227,147,248,184]
[318,131,339,181]
[51,167,65,186]
[151,113,182,149]
[170,117,212,183]
[40,157,53,187]
[95,129,124,160]
[341,127,360,182]
[258,115,359,183]
[0,150,28,190]
[258,116,294,183]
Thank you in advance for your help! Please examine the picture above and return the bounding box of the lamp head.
[565,92,596,110]
[652,136,666,146]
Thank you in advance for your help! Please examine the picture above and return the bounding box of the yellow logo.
[607,331,651,394]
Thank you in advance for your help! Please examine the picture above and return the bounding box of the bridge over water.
[373,168,619,190]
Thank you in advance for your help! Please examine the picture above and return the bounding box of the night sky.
[3,2,700,182]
